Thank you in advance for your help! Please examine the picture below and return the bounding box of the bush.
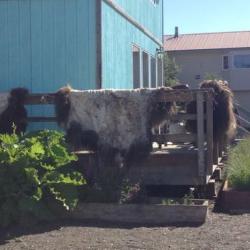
[164,53,180,87]
[227,138,250,191]
[0,130,86,227]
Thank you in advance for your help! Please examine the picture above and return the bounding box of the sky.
[164,0,250,35]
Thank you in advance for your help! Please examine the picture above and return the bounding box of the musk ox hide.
[55,87,175,166]
[0,88,29,134]
[186,80,237,143]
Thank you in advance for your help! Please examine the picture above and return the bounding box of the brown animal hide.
[55,87,175,166]
[0,88,29,134]
[186,80,237,143]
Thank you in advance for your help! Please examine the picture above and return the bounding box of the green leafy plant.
[120,181,146,204]
[0,130,86,227]
[164,52,180,87]
[81,165,126,203]
[204,73,222,81]
[227,138,250,191]
[80,165,145,204]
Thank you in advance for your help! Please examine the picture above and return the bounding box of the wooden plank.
[95,0,102,89]
[206,92,213,175]
[128,165,205,185]
[157,89,210,102]
[24,94,55,105]
[169,113,197,121]
[7,0,19,86]
[102,0,163,47]
[0,1,9,89]
[213,141,219,165]
[132,150,201,184]
[70,201,208,225]
[197,92,205,177]
[28,117,56,123]
[19,0,32,88]
[135,150,197,168]
[23,90,212,106]
[152,133,197,143]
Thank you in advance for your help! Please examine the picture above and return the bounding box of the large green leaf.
[48,184,79,210]
[0,130,85,227]
[42,171,86,186]
[18,196,53,220]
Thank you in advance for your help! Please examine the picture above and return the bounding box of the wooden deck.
[129,145,215,186]
[75,144,221,186]
[20,88,225,186]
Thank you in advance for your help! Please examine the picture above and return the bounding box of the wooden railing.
[152,89,215,177]
[23,89,215,178]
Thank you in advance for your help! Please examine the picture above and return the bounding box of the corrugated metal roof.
[164,31,250,51]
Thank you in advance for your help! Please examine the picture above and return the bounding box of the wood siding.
[101,0,163,89]
[0,0,96,130]
[0,0,96,92]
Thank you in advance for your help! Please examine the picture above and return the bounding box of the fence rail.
[22,89,215,178]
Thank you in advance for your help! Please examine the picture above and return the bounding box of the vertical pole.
[140,49,143,88]
[206,91,213,175]
[197,92,205,177]
[213,142,219,165]
[155,55,158,87]
[148,56,151,88]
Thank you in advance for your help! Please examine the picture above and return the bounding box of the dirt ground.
[1,208,250,250]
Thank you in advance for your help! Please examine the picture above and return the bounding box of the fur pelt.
[55,87,175,166]
[186,80,237,143]
[0,88,29,134]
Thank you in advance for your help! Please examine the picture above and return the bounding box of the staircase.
[234,102,250,138]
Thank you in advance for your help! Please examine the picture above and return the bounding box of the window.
[143,52,149,87]
[234,54,250,68]
[132,45,140,89]
[223,56,229,70]
[151,57,156,88]
[132,45,157,89]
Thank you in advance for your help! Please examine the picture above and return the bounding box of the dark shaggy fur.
[0,88,29,134]
[66,121,99,152]
[54,87,175,168]
[186,80,236,143]
[150,87,176,127]
[54,86,71,127]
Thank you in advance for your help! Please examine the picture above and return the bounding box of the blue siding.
[102,0,163,89]
[0,0,96,93]
[114,0,163,40]
[0,0,96,130]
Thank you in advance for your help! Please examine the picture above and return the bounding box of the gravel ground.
[1,209,250,250]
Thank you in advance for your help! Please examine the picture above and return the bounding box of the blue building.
[0,0,164,92]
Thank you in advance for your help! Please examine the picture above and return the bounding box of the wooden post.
[206,91,213,175]
[197,92,205,177]
[219,140,223,158]
[213,141,219,165]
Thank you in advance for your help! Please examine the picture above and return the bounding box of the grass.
[227,138,250,191]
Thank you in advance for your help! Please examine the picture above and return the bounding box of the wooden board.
[67,200,208,225]
[75,146,210,186]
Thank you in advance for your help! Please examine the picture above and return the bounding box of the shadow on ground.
[0,218,204,245]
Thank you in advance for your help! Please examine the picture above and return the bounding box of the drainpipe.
[161,0,164,86]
